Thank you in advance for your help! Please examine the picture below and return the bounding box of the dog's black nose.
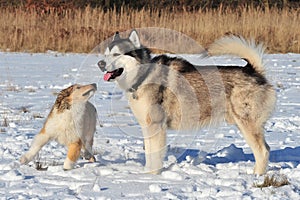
[98,60,106,72]
[91,83,97,90]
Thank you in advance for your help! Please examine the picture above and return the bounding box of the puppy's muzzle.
[98,60,106,72]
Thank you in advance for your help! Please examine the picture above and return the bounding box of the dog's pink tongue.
[104,72,113,81]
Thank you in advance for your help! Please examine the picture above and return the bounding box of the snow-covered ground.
[0,52,299,199]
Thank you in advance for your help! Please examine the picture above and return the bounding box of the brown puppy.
[20,83,97,170]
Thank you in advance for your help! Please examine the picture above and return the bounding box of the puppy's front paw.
[63,157,75,170]
[89,156,96,163]
[20,155,29,164]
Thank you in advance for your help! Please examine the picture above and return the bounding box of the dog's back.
[143,36,275,131]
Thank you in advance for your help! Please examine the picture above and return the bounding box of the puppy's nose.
[91,83,97,90]
[98,60,106,72]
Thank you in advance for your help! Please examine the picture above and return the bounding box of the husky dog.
[20,84,97,170]
[98,30,276,175]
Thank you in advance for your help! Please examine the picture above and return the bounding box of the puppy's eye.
[76,86,81,89]
[113,53,121,56]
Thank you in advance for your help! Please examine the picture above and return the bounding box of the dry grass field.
[0,6,299,53]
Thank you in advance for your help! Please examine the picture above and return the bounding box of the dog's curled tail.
[208,35,266,75]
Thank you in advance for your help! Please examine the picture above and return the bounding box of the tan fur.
[208,35,266,75]
[67,140,82,162]
[40,126,46,134]
[20,83,97,170]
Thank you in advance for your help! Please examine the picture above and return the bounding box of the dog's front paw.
[20,155,30,164]
[63,157,75,170]
[89,156,96,163]
[144,166,162,175]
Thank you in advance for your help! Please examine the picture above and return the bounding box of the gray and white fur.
[98,30,276,175]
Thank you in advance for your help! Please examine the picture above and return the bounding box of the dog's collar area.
[104,68,124,81]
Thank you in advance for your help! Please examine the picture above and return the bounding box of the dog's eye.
[76,86,81,89]
[113,53,121,57]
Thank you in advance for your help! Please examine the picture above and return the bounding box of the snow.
[0,52,300,199]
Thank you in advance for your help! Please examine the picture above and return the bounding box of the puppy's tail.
[208,35,266,75]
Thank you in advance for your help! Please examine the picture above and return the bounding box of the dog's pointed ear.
[113,31,120,41]
[128,29,141,48]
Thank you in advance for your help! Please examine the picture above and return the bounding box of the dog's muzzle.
[98,60,106,72]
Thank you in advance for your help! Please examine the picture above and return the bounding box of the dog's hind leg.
[82,103,96,162]
[83,139,95,162]
[234,118,270,175]
[20,128,50,164]
[64,140,82,170]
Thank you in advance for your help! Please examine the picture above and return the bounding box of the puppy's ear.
[55,85,73,112]
[128,29,141,48]
[113,31,120,41]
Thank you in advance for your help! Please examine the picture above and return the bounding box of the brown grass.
[254,174,290,188]
[0,6,299,53]
[1,117,9,127]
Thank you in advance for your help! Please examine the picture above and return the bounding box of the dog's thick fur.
[20,83,97,170]
[98,30,276,175]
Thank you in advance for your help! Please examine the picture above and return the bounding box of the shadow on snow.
[172,144,300,166]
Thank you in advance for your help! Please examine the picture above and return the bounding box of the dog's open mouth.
[104,68,124,81]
